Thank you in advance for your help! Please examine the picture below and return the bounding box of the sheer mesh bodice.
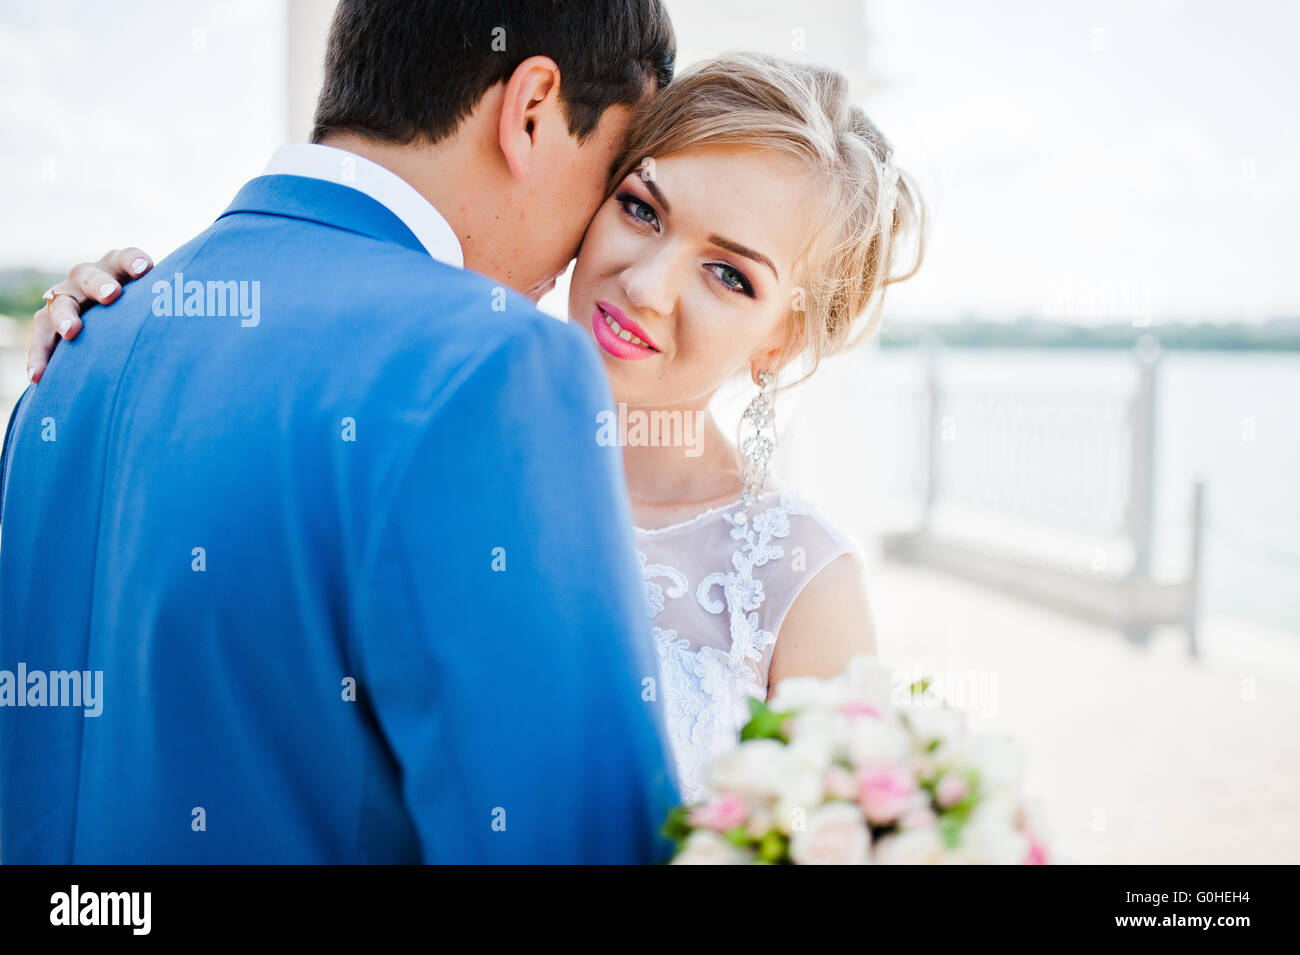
[635,489,858,803]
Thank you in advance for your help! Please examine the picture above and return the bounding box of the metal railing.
[880,340,1204,655]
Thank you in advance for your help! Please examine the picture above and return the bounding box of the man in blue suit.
[0,0,679,863]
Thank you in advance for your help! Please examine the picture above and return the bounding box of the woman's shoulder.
[754,487,862,559]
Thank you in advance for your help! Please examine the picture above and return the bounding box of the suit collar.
[259,144,464,267]
[218,174,434,257]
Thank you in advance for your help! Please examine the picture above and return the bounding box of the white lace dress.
[635,488,859,803]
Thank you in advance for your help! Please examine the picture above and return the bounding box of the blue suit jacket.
[0,174,678,863]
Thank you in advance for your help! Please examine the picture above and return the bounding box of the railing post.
[1186,479,1205,658]
[1126,339,1159,580]
[921,338,942,530]
[1121,338,1159,646]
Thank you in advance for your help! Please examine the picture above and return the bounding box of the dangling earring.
[740,369,776,509]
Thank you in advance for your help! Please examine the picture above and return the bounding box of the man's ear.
[497,55,562,182]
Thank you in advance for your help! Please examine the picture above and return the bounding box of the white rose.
[672,829,756,865]
[873,825,949,865]
[950,796,1030,864]
[789,802,872,865]
[772,766,826,835]
[899,702,964,750]
[768,674,849,712]
[784,721,838,774]
[785,707,850,757]
[708,739,789,798]
[745,803,776,840]
[841,656,899,708]
[935,733,1027,796]
[846,713,912,768]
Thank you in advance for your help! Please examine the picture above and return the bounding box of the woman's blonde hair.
[609,51,924,385]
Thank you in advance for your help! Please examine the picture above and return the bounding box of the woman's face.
[568,145,817,408]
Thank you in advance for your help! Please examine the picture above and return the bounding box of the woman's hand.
[27,247,154,383]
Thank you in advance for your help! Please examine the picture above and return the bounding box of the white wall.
[286,0,338,143]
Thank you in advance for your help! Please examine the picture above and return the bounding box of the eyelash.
[705,263,754,298]
[617,192,659,230]
[615,192,757,299]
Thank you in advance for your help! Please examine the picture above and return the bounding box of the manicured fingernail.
[27,366,36,383]
[58,319,74,337]
[130,258,149,275]
[99,282,118,299]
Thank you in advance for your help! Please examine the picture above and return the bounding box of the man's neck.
[317,123,537,298]
[318,130,464,233]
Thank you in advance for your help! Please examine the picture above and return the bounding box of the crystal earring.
[740,369,776,509]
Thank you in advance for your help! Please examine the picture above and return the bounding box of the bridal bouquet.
[664,656,1050,864]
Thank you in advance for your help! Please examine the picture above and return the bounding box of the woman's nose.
[619,246,677,319]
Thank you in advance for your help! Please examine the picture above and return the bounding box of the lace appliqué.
[638,551,687,620]
[638,493,810,803]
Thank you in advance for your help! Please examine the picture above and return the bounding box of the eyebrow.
[709,234,779,281]
[628,175,779,281]
[642,177,672,214]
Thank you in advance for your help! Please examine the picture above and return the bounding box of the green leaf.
[937,810,967,849]
[725,825,752,847]
[936,786,979,850]
[739,697,793,742]
[660,805,693,846]
[758,830,789,863]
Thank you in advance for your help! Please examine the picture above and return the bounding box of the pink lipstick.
[591,300,660,360]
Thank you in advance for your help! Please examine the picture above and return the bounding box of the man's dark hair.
[312,0,676,145]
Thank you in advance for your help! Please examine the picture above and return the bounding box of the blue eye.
[616,192,659,229]
[707,263,755,298]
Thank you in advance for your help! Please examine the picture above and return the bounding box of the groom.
[0,0,678,863]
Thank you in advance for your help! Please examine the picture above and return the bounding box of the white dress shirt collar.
[263,143,464,269]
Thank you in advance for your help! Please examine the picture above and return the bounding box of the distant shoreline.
[879,318,1300,351]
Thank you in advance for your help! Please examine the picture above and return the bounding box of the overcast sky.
[860,0,1300,323]
[0,1,285,274]
[1,0,1296,323]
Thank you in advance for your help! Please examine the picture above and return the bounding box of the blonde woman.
[27,53,923,802]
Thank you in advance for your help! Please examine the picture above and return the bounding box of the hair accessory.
[877,152,900,233]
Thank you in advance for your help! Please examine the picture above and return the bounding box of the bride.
[28,52,923,802]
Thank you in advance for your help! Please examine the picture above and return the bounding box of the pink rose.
[689,793,749,832]
[1023,830,1049,865]
[790,803,872,865]
[824,765,858,801]
[935,772,970,808]
[899,806,938,829]
[845,699,882,718]
[857,766,918,825]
